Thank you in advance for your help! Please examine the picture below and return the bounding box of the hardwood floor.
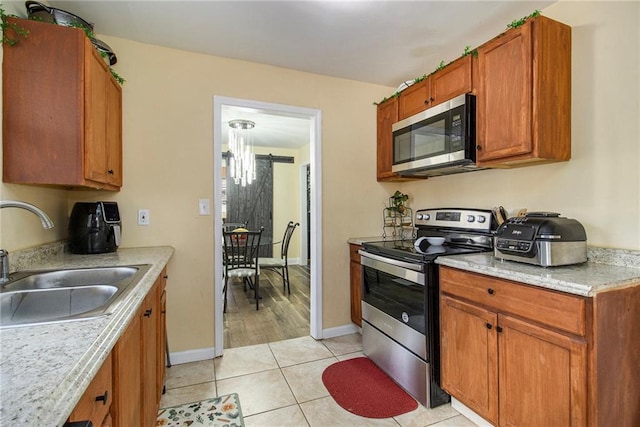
[223,265,310,348]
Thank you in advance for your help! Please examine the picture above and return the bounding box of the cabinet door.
[2,18,122,190]
[440,295,498,424]
[157,272,168,401]
[430,55,473,106]
[376,97,399,181]
[112,313,142,427]
[84,43,110,184]
[348,244,362,326]
[106,76,123,186]
[398,79,430,120]
[68,353,112,427]
[476,21,533,162]
[142,282,159,427]
[498,314,587,427]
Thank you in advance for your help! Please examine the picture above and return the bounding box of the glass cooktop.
[362,239,490,263]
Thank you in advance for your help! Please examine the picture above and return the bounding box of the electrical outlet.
[198,199,210,216]
[138,209,150,225]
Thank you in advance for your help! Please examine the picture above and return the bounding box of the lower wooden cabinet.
[157,273,168,401]
[110,271,167,427]
[440,296,498,423]
[68,353,113,427]
[141,280,160,426]
[348,244,362,326]
[112,312,142,426]
[497,314,587,426]
[440,266,640,427]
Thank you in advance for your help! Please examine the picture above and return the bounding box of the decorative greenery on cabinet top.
[374,10,542,105]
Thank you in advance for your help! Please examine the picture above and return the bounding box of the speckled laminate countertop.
[436,248,640,297]
[0,245,174,426]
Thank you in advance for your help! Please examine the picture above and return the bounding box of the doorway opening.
[213,96,323,357]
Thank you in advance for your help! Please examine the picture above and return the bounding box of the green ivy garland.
[374,10,540,105]
[0,3,29,45]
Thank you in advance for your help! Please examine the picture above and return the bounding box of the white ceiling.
[15,1,554,148]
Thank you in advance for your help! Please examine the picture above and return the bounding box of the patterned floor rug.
[157,393,244,426]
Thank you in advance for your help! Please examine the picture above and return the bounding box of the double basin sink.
[0,264,150,328]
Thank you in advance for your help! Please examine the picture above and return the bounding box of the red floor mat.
[321,357,418,418]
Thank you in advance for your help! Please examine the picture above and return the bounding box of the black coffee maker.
[68,202,122,254]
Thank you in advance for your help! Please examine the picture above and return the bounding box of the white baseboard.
[321,323,360,339]
[451,397,494,427]
[169,323,360,365]
[169,347,216,365]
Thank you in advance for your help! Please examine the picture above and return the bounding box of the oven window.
[362,265,426,335]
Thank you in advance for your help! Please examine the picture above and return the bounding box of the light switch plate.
[199,199,211,216]
[138,209,150,225]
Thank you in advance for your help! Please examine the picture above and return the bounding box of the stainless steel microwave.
[391,93,479,177]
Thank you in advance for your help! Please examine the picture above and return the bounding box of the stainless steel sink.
[0,265,150,328]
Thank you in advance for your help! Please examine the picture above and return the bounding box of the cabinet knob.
[144,308,153,317]
[95,390,108,405]
[107,169,114,174]
[476,145,482,151]
[486,323,492,330]
[487,288,495,295]
[163,275,168,279]
[430,97,434,102]
[424,99,429,105]
[497,326,504,333]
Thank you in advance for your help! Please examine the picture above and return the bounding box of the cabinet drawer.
[68,353,112,426]
[440,267,587,336]
[349,244,362,263]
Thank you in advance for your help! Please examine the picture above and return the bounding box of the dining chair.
[258,221,299,294]
[222,227,263,312]
[222,221,247,232]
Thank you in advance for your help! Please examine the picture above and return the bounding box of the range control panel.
[415,208,494,232]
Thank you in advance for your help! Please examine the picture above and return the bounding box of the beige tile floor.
[159,334,477,427]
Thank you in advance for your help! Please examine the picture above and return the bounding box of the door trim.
[299,162,310,266]
[213,96,323,356]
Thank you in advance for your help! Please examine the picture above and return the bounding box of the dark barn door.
[226,158,274,256]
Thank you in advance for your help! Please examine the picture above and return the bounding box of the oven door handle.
[359,250,425,284]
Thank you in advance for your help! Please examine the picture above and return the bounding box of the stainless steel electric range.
[359,208,496,408]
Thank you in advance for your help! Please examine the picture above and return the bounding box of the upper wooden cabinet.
[397,79,429,121]
[2,18,123,190]
[475,16,571,166]
[377,55,473,181]
[398,55,473,121]
[376,97,403,181]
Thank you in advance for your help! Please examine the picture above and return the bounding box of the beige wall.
[2,1,637,353]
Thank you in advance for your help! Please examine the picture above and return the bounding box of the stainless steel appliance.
[494,212,587,266]
[360,208,495,408]
[391,94,480,177]
[68,202,122,254]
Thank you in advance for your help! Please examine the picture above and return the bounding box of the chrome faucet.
[0,200,55,283]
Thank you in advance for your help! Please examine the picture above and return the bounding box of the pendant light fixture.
[227,119,257,186]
